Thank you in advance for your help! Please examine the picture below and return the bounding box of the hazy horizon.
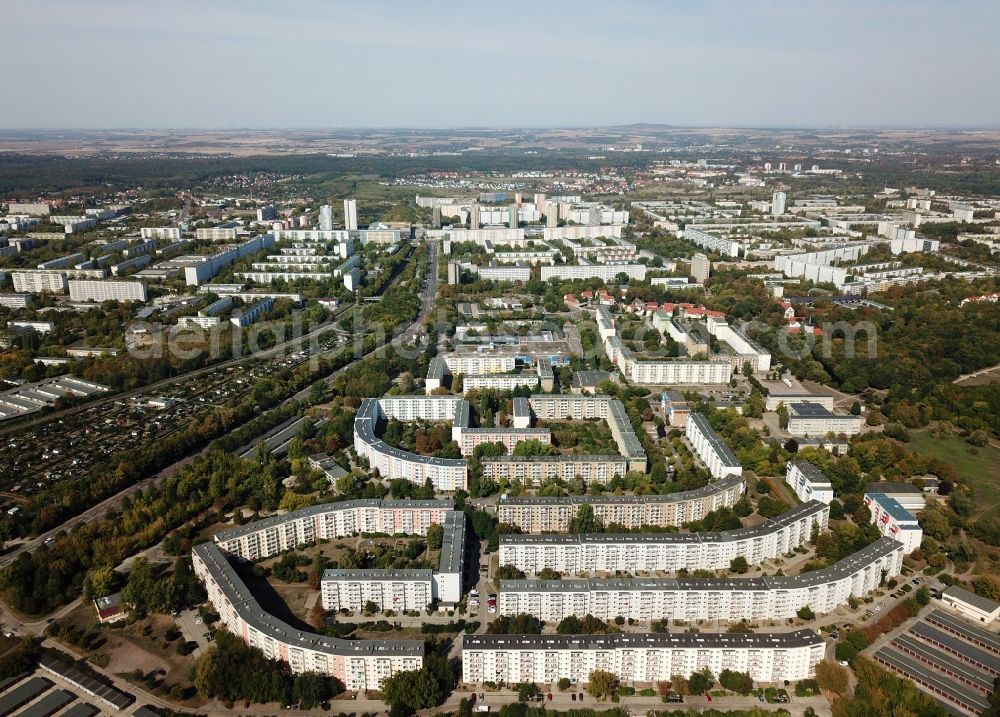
[5,0,1000,130]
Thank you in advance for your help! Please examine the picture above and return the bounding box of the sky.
[4,0,1000,129]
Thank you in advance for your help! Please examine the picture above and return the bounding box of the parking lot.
[872,608,1000,716]
[174,608,211,655]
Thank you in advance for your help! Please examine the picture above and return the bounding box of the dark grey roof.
[439,510,466,575]
[789,402,834,417]
[942,585,1000,615]
[194,542,425,658]
[688,413,740,468]
[789,460,830,485]
[463,629,823,651]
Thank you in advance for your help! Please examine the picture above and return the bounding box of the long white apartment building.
[12,271,70,293]
[444,353,515,375]
[212,498,464,604]
[193,541,423,690]
[499,500,829,575]
[604,330,733,386]
[214,498,453,560]
[686,413,743,480]
[543,225,626,241]
[786,460,834,504]
[483,455,628,488]
[461,373,539,393]
[708,321,772,373]
[497,475,746,532]
[184,234,275,286]
[140,227,181,241]
[540,263,646,282]
[68,279,148,302]
[322,569,433,612]
[456,427,551,456]
[466,264,532,282]
[195,227,238,242]
[682,227,744,257]
[499,537,904,623]
[462,630,825,687]
[354,397,468,491]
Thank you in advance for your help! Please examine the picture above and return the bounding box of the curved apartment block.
[498,500,829,575]
[462,630,825,686]
[192,500,468,689]
[497,474,747,532]
[498,536,904,623]
[354,397,468,491]
[193,541,424,691]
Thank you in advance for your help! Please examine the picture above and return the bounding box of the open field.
[906,430,1000,518]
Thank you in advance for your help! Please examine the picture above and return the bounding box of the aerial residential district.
[0,126,998,717]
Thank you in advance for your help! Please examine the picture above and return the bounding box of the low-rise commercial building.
[499,501,829,575]
[462,630,825,686]
[939,586,1000,624]
[787,402,863,437]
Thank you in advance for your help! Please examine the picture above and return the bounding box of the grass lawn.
[544,419,619,455]
[906,430,1000,519]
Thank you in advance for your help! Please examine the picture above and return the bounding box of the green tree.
[515,683,540,702]
[718,669,753,694]
[587,669,619,700]
[569,504,602,533]
[797,605,816,620]
[688,668,715,695]
[426,523,444,551]
[777,402,790,430]
[730,556,749,574]
[292,672,331,709]
[556,616,582,634]
[381,668,442,714]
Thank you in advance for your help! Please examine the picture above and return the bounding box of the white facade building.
[499,501,829,575]
[785,460,835,504]
[68,279,148,303]
[540,264,647,282]
[193,542,423,690]
[498,537,904,623]
[497,475,746,532]
[864,492,923,554]
[686,413,743,480]
[462,630,825,686]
